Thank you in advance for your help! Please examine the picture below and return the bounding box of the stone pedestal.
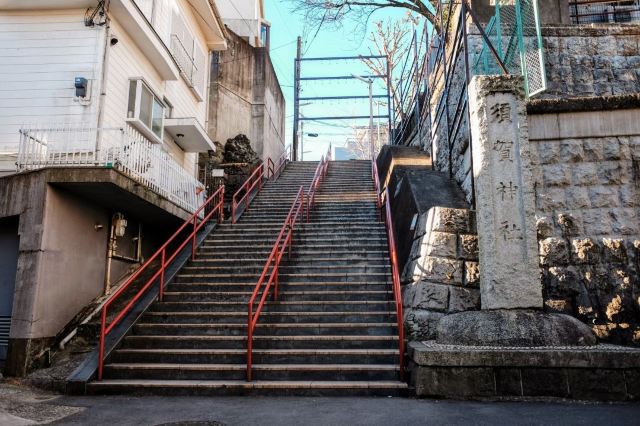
[434,76,596,348]
[469,75,542,310]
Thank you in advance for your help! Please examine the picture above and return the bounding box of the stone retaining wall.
[529,107,640,346]
[401,207,480,340]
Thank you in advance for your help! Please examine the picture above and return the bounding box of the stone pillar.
[468,75,542,310]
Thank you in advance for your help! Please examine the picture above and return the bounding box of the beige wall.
[35,186,109,338]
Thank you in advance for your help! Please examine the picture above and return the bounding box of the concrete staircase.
[88,160,407,395]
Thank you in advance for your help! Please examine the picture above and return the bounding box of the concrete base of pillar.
[436,309,597,347]
[409,340,640,400]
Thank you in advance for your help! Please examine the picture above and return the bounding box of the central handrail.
[246,186,306,381]
[232,162,264,224]
[306,145,332,221]
[233,146,292,224]
[267,145,291,180]
[372,160,405,381]
[97,185,225,380]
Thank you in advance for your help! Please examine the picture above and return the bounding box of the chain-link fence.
[473,0,546,96]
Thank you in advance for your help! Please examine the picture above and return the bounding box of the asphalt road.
[49,395,640,426]
[2,383,639,426]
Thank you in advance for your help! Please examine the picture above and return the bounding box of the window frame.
[126,78,166,144]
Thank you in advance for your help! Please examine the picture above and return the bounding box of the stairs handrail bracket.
[97,185,225,380]
[373,162,405,381]
[246,185,306,381]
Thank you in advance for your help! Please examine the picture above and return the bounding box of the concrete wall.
[0,168,183,375]
[208,30,285,163]
[528,103,640,346]
[36,186,109,338]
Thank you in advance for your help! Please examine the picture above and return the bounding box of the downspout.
[95,0,112,159]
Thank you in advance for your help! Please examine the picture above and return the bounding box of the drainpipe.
[95,0,112,160]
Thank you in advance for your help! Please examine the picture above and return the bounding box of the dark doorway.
[0,215,19,361]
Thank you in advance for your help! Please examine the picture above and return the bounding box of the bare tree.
[360,14,418,122]
[288,0,438,31]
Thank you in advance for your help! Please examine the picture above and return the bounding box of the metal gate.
[0,216,19,360]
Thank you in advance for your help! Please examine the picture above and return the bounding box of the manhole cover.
[155,422,226,426]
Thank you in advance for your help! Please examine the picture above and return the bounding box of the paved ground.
[1,383,639,425]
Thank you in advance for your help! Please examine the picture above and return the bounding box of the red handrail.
[246,186,306,381]
[269,145,291,180]
[306,145,332,222]
[373,164,404,381]
[233,147,292,224]
[232,163,264,224]
[97,185,225,380]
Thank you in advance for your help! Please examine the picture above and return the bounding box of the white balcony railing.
[17,123,204,213]
[170,34,205,99]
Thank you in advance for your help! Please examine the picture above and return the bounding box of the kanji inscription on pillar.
[468,76,542,310]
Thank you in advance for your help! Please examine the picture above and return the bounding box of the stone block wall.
[401,207,480,340]
[541,25,640,99]
[529,107,640,346]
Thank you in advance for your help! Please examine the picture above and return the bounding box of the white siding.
[165,0,208,126]
[101,17,164,131]
[0,2,213,177]
[0,10,102,166]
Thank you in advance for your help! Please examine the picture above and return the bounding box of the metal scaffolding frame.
[292,46,392,161]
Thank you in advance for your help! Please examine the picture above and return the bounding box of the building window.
[170,11,206,100]
[260,22,270,49]
[127,79,165,142]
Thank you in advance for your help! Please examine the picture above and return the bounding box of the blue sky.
[264,0,415,160]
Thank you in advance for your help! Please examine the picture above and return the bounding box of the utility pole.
[293,36,302,161]
[352,74,374,160]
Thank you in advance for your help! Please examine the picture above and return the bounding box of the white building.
[216,0,269,47]
[0,0,227,211]
[0,0,228,375]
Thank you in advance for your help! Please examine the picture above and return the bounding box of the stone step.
[162,290,392,302]
[132,322,398,336]
[173,272,392,283]
[111,348,399,365]
[178,264,391,275]
[140,311,395,324]
[167,281,392,292]
[102,363,400,381]
[122,334,399,350]
[87,379,408,397]
[189,257,390,266]
[148,300,395,313]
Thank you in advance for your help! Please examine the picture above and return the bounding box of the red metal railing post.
[159,248,166,301]
[98,308,106,380]
[247,306,253,382]
[218,187,224,223]
[97,185,226,380]
[274,263,279,300]
[191,216,197,260]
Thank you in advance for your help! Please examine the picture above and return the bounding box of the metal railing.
[97,185,225,380]
[17,123,203,213]
[570,0,640,24]
[371,160,404,380]
[170,34,205,97]
[306,145,332,221]
[391,1,544,204]
[246,186,306,381]
[232,146,293,223]
[231,163,265,224]
[267,145,291,180]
